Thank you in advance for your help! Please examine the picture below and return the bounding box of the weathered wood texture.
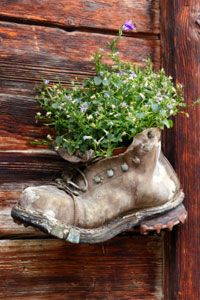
[0,21,160,85]
[0,0,160,33]
[0,1,163,299]
[0,152,67,182]
[161,1,200,299]
[0,236,163,300]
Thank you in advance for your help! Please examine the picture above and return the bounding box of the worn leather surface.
[19,128,182,229]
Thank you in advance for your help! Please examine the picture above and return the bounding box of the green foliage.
[35,30,187,158]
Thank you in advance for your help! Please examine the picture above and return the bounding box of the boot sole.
[11,190,185,244]
[139,203,187,234]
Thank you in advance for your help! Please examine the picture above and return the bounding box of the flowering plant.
[35,21,187,159]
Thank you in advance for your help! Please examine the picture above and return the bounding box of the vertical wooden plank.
[161,1,200,299]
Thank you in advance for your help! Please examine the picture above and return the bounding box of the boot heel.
[140,204,187,235]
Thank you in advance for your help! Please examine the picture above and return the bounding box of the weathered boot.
[11,128,187,243]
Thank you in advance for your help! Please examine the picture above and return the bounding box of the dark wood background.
[0,1,199,299]
[161,1,200,299]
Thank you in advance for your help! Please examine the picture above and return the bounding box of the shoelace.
[54,167,88,196]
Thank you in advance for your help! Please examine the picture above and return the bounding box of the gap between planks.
[0,15,160,40]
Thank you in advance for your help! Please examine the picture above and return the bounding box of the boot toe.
[19,185,75,225]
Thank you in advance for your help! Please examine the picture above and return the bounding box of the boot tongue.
[57,148,94,164]
[69,128,162,192]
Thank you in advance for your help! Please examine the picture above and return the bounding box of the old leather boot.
[11,128,186,243]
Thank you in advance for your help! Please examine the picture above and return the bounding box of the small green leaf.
[151,103,159,112]
[102,79,109,86]
[55,136,63,144]
[94,76,102,86]
[161,119,173,128]
[168,119,174,127]
[136,112,145,119]
[52,103,59,109]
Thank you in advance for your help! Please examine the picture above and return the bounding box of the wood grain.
[0,152,67,183]
[161,1,200,299]
[0,236,163,300]
[0,21,160,84]
[0,0,160,34]
[0,93,51,150]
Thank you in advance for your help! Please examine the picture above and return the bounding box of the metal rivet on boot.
[121,163,129,172]
[66,228,80,244]
[132,156,140,165]
[107,169,114,177]
[93,175,101,183]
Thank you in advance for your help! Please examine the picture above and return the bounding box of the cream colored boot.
[11,128,187,243]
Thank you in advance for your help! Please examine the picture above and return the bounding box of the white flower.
[139,93,145,100]
[121,101,127,108]
[83,135,93,140]
[87,115,93,120]
[47,134,52,140]
[46,111,52,117]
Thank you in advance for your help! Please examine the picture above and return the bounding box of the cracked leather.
[18,128,183,229]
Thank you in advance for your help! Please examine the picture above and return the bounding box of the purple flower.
[122,20,136,32]
[44,79,50,84]
[129,71,136,79]
[80,102,89,113]
[65,95,72,101]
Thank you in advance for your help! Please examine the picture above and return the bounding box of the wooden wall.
[0,1,163,299]
[161,1,200,299]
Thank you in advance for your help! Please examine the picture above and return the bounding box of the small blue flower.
[167,104,174,109]
[65,95,72,101]
[44,79,50,84]
[121,101,127,108]
[122,20,136,32]
[104,93,110,98]
[156,97,163,103]
[80,102,89,112]
[129,71,136,79]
